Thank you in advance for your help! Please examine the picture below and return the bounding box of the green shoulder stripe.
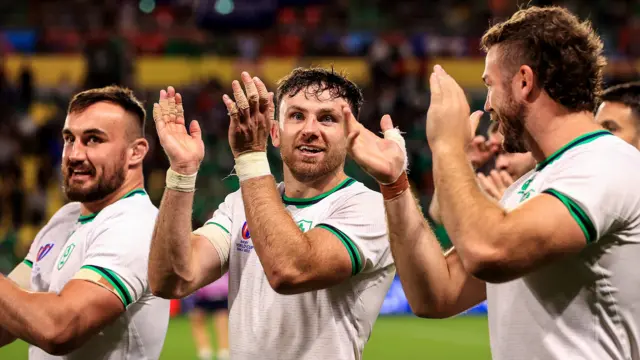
[23,259,33,268]
[543,189,597,243]
[205,222,230,234]
[82,265,134,307]
[316,223,362,275]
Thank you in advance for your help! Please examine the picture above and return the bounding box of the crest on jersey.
[297,220,312,232]
[37,243,55,262]
[241,221,251,240]
[57,243,76,270]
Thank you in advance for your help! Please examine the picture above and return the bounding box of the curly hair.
[480,6,606,113]
[275,67,364,119]
[68,85,146,138]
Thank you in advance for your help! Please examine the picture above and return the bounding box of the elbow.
[265,266,308,295]
[460,244,511,283]
[38,324,78,356]
[409,300,459,319]
[149,281,187,299]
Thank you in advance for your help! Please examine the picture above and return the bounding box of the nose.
[484,93,492,113]
[495,154,508,171]
[66,141,87,163]
[301,116,320,138]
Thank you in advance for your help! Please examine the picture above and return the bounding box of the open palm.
[153,87,205,175]
[345,107,406,185]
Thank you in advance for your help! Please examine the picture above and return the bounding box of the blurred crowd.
[0,0,639,271]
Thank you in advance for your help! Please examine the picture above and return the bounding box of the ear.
[128,138,149,167]
[517,65,535,99]
[270,120,281,148]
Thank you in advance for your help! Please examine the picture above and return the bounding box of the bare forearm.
[0,277,66,350]
[149,189,197,296]
[386,190,468,316]
[432,146,505,258]
[240,176,312,279]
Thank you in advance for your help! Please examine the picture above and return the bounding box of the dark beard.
[62,154,127,203]
[496,95,528,154]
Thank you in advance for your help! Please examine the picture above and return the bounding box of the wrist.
[170,163,200,176]
[235,152,271,182]
[166,168,197,192]
[379,171,410,200]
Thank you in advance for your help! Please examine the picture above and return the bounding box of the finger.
[167,86,176,98]
[343,105,364,140]
[223,94,240,124]
[175,93,185,121]
[159,89,169,118]
[167,91,177,116]
[231,80,249,121]
[267,92,275,122]
[346,128,361,151]
[490,170,506,191]
[189,120,202,142]
[380,114,394,132]
[434,65,453,101]
[499,170,514,186]
[478,173,500,199]
[469,110,484,137]
[429,71,442,104]
[241,72,259,115]
[153,103,166,132]
[253,76,270,114]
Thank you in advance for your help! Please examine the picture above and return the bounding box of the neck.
[282,166,348,199]
[525,104,602,164]
[80,173,145,216]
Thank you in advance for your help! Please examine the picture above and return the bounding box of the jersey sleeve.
[72,214,155,308]
[315,191,392,275]
[540,154,639,244]
[192,193,235,271]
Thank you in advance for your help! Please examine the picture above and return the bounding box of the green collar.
[78,188,147,224]
[536,130,611,171]
[282,178,356,208]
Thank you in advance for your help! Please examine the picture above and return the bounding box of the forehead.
[595,101,632,123]
[482,47,505,83]
[279,87,350,113]
[64,102,130,135]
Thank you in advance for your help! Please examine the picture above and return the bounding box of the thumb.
[380,114,394,132]
[189,120,202,141]
[469,110,484,137]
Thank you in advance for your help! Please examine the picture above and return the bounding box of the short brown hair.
[276,67,364,119]
[480,6,606,113]
[68,85,146,137]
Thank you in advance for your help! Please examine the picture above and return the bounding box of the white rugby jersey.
[197,177,395,360]
[22,189,170,360]
[488,130,640,360]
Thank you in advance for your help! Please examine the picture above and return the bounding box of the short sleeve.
[315,191,392,275]
[540,155,640,244]
[73,215,155,308]
[199,193,234,237]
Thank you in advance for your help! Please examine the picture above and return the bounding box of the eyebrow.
[62,128,108,137]
[287,106,339,115]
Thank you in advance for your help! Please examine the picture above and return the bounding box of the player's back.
[25,189,170,360]
[490,131,640,360]
[213,178,395,360]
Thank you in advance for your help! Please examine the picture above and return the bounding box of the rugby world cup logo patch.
[236,221,254,253]
[241,222,251,240]
[37,243,54,262]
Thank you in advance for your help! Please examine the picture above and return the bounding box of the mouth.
[296,145,325,156]
[68,168,94,181]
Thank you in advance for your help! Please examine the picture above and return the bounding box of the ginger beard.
[62,149,127,203]
[491,88,528,154]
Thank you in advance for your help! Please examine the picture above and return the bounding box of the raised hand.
[345,106,406,185]
[477,170,514,201]
[221,72,272,158]
[153,87,204,175]
[426,65,482,152]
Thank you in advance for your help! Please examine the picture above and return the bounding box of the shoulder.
[327,181,385,214]
[91,194,159,242]
[49,202,82,226]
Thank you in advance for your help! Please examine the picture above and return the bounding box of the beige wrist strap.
[166,168,198,192]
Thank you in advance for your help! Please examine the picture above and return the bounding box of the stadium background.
[0,0,637,358]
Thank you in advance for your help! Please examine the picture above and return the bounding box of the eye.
[87,136,102,144]
[63,135,74,144]
[291,112,304,121]
[320,115,335,123]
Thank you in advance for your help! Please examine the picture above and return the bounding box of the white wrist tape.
[193,224,231,274]
[235,152,271,182]
[382,128,409,184]
[166,168,198,192]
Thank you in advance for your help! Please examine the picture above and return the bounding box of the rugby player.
[148,69,395,359]
[595,81,640,149]
[0,86,169,359]
[346,6,640,359]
